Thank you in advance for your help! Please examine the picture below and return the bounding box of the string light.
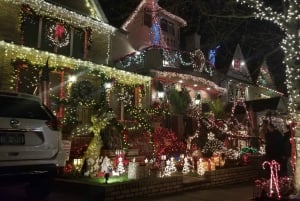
[256,64,284,96]
[262,160,281,199]
[153,70,227,94]
[236,0,300,194]
[2,0,116,35]
[0,40,151,86]
[47,23,70,48]
[236,0,300,118]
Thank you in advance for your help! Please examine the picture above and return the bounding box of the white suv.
[0,91,66,199]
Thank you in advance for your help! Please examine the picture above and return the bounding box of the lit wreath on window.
[193,49,205,72]
[47,23,70,48]
[70,80,95,105]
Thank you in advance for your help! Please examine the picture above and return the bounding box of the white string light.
[236,0,300,118]
[2,0,116,35]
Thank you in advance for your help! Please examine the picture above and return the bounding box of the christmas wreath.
[48,22,70,48]
[70,80,95,105]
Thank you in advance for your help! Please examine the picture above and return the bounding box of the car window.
[0,96,51,120]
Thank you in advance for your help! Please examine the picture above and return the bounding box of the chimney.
[185,33,201,51]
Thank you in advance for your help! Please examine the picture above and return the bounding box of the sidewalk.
[143,183,255,201]
[143,182,300,201]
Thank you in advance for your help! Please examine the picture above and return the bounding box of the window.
[160,18,175,36]
[20,4,89,60]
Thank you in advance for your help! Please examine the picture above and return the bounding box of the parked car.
[0,91,66,199]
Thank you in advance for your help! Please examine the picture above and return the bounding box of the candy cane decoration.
[262,160,281,199]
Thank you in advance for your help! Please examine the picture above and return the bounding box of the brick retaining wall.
[56,164,263,201]
[183,165,263,191]
[103,176,183,201]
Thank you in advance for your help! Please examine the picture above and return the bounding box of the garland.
[69,80,95,106]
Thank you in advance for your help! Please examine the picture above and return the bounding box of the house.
[106,0,227,139]
[0,0,151,134]
[219,44,283,103]
[109,0,226,103]
[217,44,286,134]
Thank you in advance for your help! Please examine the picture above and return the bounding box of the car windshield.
[0,96,51,120]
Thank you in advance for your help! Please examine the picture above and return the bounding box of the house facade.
[0,0,151,133]
[107,0,287,142]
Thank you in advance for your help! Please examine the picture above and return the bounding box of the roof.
[246,96,287,113]
[121,0,187,31]
[45,0,108,22]
[152,70,227,96]
[226,44,253,84]
[230,96,288,114]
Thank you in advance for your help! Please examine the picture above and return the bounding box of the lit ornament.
[197,158,205,176]
[182,157,191,174]
[116,156,126,175]
[162,157,177,177]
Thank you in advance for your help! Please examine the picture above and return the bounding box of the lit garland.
[230,98,251,125]
[2,0,116,34]
[193,49,205,72]
[0,41,151,86]
[124,107,153,132]
[121,52,145,68]
[153,70,227,94]
[118,46,214,78]
[236,0,300,119]
[256,65,284,96]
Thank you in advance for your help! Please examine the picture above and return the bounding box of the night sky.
[99,0,287,94]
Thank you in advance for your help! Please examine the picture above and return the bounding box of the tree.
[235,0,300,195]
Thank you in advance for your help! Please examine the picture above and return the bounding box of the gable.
[226,44,252,84]
[121,0,186,31]
[256,62,276,89]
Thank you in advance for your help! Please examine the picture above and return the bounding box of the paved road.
[0,183,85,201]
[1,182,300,201]
[0,182,255,201]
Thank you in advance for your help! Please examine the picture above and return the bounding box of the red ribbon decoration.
[55,23,65,39]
